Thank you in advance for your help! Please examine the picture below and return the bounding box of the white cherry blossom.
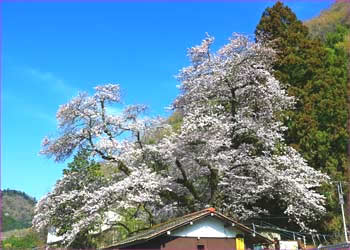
[34,34,329,247]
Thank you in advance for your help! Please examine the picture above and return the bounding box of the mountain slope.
[305,0,350,40]
[1,189,36,232]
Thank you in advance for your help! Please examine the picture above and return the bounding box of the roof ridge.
[148,208,210,231]
[125,208,210,237]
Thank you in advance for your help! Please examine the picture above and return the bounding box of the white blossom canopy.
[33,34,328,247]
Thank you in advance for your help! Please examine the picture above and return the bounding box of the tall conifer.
[256,1,348,233]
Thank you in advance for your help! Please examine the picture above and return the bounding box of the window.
[197,245,205,250]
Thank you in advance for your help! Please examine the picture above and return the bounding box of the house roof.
[105,208,274,249]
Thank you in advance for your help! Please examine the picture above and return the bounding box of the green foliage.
[325,25,349,48]
[255,2,308,45]
[2,215,31,232]
[64,149,102,178]
[70,231,98,249]
[307,7,350,237]
[167,111,183,133]
[256,1,349,233]
[1,229,44,249]
[70,207,150,248]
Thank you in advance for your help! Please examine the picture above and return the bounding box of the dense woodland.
[2,1,350,249]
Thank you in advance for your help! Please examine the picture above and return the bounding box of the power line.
[243,220,341,244]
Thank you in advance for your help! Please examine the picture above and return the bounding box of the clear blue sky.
[1,0,334,200]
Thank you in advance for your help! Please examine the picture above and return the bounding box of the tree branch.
[142,204,155,227]
[175,159,200,201]
[100,100,114,141]
[86,130,131,176]
[159,190,195,211]
[136,131,144,150]
[194,159,218,205]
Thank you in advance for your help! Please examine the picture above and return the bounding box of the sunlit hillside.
[305,0,350,41]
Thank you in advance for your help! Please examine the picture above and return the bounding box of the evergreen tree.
[255,1,348,233]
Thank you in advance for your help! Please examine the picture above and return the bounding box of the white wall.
[171,216,243,238]
[47,226,64,244]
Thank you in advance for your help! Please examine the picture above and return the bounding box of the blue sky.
[1,0,334,200]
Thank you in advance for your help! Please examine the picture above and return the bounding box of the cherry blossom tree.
[33,35,329,247]
[33,85,169,246]
[154,34,328,227]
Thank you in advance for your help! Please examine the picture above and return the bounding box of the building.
[105,207,274,250]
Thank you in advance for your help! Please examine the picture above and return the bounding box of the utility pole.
[338,182,349,242]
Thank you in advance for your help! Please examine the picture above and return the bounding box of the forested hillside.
[1,189,36,232]
[255,0,350,235]
[305,0,350,41]
[306,0,350,234]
